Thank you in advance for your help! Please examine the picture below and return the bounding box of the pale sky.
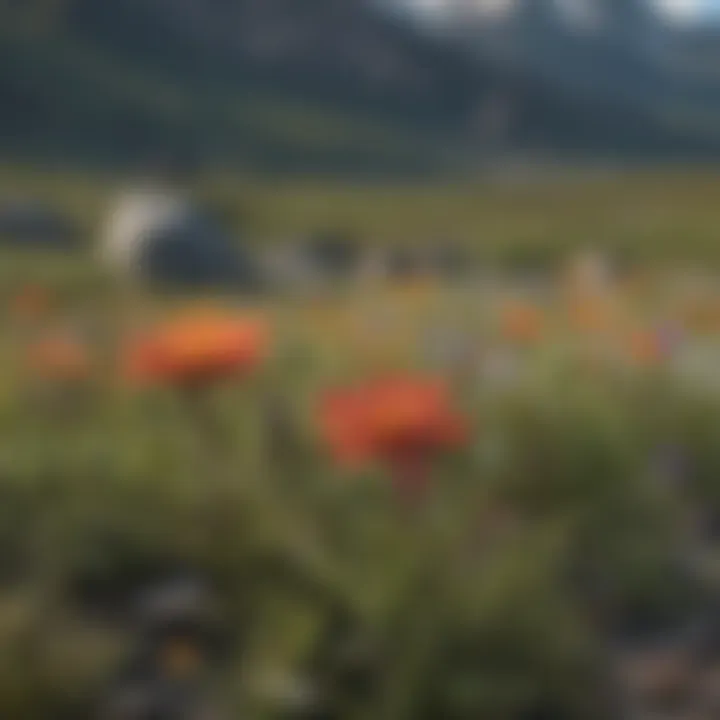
[392,0,720,25]
[656,0,720,23]
[655,0,703,21]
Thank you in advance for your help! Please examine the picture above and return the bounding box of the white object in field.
[99,185,191,277]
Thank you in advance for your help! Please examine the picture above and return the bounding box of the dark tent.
[139,213,263,293]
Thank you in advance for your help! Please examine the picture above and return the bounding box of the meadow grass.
[0,171,719,717]
[1,167,720,267]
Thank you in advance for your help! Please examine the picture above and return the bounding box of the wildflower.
[563,249,613,297]
[390,276,437,306]
[655,323,685,358]
[627,328,668,367]
[124,309,269,387]
[499,301,544,346]
[319,375,468,499]
[11,284,50,322]
[568,297,614,334]
[681,298,720,335]
[26,334,91,382]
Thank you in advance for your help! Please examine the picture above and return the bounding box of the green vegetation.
[3,168,720,267]
[0,171,719,716]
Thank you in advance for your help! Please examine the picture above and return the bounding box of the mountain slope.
[441,0,720,149]
[0,0,717,173]
[0,0,488,173]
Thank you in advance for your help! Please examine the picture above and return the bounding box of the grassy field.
[2,171,720,718]
[3,167,720,266]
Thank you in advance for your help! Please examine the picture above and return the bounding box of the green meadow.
[1,170,720,717]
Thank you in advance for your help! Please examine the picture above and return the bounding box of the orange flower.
[682,299,720,335]
[499,301,544,345]
[320,375,468,498]
[11,285,50,321]
[124,310,270,387]
[568,297,613,334]
[27,335,90,382]
[627,329,664,367]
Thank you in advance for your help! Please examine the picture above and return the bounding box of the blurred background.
[3,0,720,171]
[3,1,720,719]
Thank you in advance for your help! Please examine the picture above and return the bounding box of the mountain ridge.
[0,0,717,174]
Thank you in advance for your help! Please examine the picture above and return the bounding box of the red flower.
[320,375,468,498]
[124,310,270,387]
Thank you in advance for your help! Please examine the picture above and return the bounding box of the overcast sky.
[391,0,720,26]
[656,0,720,22]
